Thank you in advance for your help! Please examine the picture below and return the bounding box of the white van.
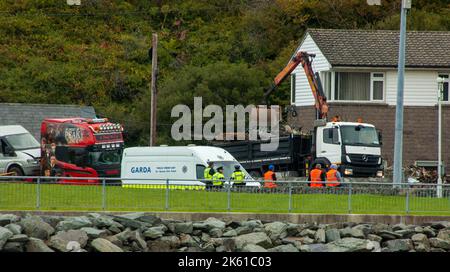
[0,125,41,176]
[121,145,259,188]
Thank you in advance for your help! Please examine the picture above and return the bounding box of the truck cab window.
[323,128,340,145]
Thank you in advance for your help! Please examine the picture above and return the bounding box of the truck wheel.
[8,166,24,179]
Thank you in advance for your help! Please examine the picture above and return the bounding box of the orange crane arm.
[263,51,328,120]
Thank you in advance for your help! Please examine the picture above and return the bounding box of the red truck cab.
[41,118,124,183]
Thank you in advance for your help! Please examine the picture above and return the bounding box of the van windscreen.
[4,133,40,150]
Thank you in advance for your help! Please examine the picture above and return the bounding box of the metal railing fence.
[0,176,449,215]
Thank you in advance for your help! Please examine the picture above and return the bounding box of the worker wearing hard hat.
[263,165,277,189]
[231,165,246,187]
[326,164,342,187]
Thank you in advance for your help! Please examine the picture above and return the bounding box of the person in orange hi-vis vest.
[326,164,342,187]
[263,165,277,188]
[308,164,326,188]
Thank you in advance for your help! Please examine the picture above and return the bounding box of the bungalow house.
[0,103,96,140]
[290,28,450,171]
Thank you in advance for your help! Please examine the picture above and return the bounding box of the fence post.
[405,183,410,214]
[36,177,41,210]
[227,180,231,212]
[102,179,106,211]
[348,182,352,214]
[288,181,292,213]
[165,179,169,210]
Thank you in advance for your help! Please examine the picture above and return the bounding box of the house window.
[371,73,385,101]
[321,71,332,99]
[291,74,296,104]
[332,72,385,101]
[438,74,449,102]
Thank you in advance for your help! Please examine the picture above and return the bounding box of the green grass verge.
[0,183,449,215]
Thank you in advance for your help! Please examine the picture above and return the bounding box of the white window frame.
[323,71,386,103]
[370,72,385,101]
[438,73,449,103]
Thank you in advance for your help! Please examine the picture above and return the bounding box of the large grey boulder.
[180,234,198,247]
[56,216,93,231]
[19,216,55,240]
[299,243,329,252]
[147,236,180,252]
[91,238,123,252]
[88,213,117,228]
[281,237,303,249]
[233,232,272,250]
[174,222,193,234]
[235,226,252,236]
[422,227,436,238]
[268,244,299,252]
[209,228,223,238]
[143,226,166,239]
[427,221,450,230]
[429,238,450,250]
[111,215,148,230]
[222,229,238,237]
[392,223,408,231]
[299,229,316,239]
[113,229,133,243]
[264,222,288,241]
[241,220,263,229]
[340,227,365,239]
[5,224,22,235]
[286,223,301,236]
[378,230,403,240]
[314,229,326,243]
[136,214,162,225]
[242,244,268,252]
[437,229,450,241]
[8,234,29,243]
[2,242,23,252]
[80,227,109,239]
[0,214,20,226]
[412,233,430,252]
[0,226,14,250]
[395,229,416,239]
[26,238,54,252]
[40,215,66,229]
[129,230,147,251]
[193,218,226,231]
[372,223,392,234]
[160,235,181,248]
[384,239,414,252]
[325,229,341,243]
[367,234,383,243]
[49,230,89,252]
[327,238,376,252]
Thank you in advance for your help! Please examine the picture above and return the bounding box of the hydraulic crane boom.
[263,51,328,120]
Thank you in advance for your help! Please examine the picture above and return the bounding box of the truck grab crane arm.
[263,51,328,120]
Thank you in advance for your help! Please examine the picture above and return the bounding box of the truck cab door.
[316,127,341,165]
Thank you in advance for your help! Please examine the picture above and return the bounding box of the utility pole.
[437,77,445,198]
[393,0,411,186]
[150,33,158,146]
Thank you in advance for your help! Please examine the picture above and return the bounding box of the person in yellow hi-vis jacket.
[212,166,225,189]
[203,161,215,189]
[231,165,246,187]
